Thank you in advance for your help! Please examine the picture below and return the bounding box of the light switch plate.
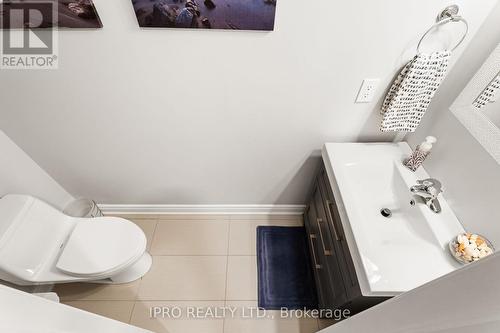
[356,79,380,103]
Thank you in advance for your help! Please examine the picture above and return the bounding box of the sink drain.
[380,208,392,218]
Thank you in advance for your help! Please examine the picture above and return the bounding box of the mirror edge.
[451,42,500,164]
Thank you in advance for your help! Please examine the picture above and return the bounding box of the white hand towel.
[380,51,451,132]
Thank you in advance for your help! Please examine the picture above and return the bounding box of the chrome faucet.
[410,178,443,213]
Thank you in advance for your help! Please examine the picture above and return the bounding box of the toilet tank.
[0,195,75,282]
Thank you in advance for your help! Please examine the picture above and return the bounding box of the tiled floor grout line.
[147,254,230,257]
[128,300,137,324]
[134,217,159,310]
[127,299,256,302]
[222,217,232,333]
[60,299,130,302]
[146,254,259,257]
[147,218,160,253]
[130,218,148,326]
[151,218,159,241]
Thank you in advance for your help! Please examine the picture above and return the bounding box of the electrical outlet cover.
[356,79,381,103]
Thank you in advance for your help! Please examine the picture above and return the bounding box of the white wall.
[325,252,500,333]
[0,130,73,209]
[407,2,500,245]
[0,0,497,205]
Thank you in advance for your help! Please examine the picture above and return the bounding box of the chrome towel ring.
[417,5,469,53]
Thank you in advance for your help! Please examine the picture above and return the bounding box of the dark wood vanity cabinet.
[304,161,389,315]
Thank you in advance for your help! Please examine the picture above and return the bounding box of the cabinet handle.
[309,234,322,269]
[326,200,342,241]
[316,218,332,256]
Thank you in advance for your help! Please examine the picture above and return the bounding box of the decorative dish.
[449,233,494,264]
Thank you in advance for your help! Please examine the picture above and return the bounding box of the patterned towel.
[380,51,451,132]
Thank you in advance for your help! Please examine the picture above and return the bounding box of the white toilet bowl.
[0,194,152,286]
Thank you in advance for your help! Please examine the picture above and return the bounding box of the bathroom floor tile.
[151,219,229,255]
[54,280,142,301]
[130,301,225,333]
[138,256,227,301]
[318,319,337,330]
[223,301,319,333]
[228,218,303,255]
[226,256,257,301]
[130,218,158,252]
[62,301,135,324]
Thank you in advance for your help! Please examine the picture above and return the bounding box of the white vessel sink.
[322,142,464,297]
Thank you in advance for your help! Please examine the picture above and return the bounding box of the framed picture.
[1,0,102,28]
[132,0,277,31]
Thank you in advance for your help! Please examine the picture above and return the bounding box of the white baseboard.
[98,204,306,215]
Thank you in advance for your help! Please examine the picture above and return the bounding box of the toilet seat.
[56,217,147,278]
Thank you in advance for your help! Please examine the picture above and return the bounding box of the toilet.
[0,194,152,286]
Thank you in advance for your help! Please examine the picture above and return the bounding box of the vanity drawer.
[304,197,337,309]
[305,179,349,309]
[312,181,349,307]
[317,165,359,295]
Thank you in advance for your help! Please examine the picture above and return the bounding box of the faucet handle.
[411,178,444,213]
[419,178,443,196]
[418,178,440,187]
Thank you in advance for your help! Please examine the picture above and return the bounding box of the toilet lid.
[56,217,147,277]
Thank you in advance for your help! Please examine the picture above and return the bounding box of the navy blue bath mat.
[257,226,318,310]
